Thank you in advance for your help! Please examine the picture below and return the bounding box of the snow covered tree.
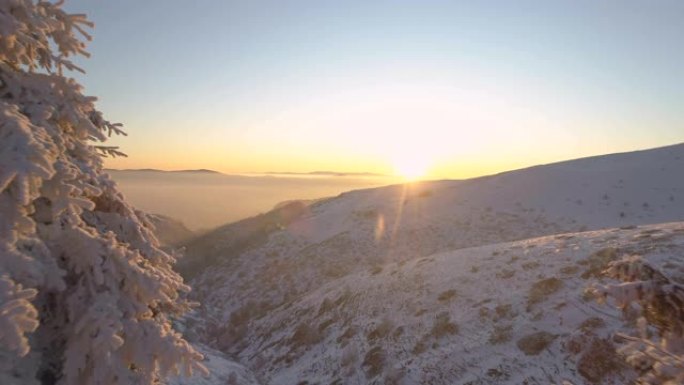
[592,255,684,384]
[0,1,206,384]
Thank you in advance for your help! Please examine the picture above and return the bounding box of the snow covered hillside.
[179,144,684,384]
[208,223,684,384]
[168,344,259,385]
[148,213,195,246]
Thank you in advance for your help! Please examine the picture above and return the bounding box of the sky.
[66,0,684,179]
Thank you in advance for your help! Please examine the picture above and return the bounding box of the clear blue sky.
[66,0,684,177]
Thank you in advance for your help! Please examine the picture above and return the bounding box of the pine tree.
[0,1,206,383]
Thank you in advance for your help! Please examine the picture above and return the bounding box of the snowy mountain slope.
[186,143,684,313]
[147,213,195,246]
[203,222,684,384]
[180,143,684,383]
[179,201,310,278]
[168,344,260,385]
[186,143,684,268]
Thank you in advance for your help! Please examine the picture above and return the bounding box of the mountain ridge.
[179,142,684,384]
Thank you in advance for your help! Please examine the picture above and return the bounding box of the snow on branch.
[0,1,206,383]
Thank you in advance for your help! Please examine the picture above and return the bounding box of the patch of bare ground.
[516,331,556,355]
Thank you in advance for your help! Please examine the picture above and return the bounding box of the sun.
[393,154,431,181]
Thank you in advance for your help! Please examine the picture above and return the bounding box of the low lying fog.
[107,170,398,231]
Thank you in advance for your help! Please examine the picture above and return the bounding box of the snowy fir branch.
[0,1,206,384]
